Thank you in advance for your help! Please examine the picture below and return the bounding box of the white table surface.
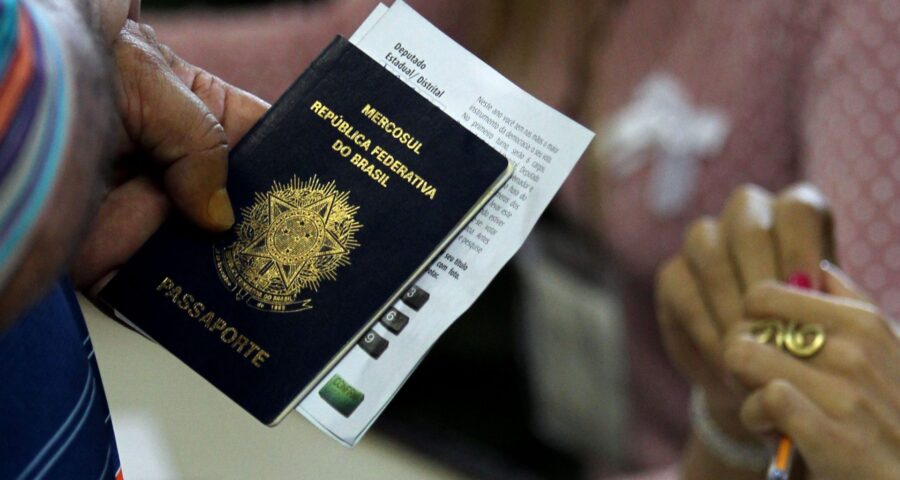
[79,295,467,480]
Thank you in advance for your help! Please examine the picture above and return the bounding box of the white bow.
[597,73,730,217]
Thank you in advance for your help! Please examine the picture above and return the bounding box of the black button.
[380,308,409,334]
[358,329,389,359]
[401,285,429,311]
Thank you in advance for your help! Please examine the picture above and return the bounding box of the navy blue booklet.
[99,37,511,426]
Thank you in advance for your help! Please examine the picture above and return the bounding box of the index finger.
[157,43,270,146]
[744,281,883,333]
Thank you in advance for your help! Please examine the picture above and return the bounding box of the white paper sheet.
[298,1,595,446]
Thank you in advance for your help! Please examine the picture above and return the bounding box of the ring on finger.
[749,319,826,358]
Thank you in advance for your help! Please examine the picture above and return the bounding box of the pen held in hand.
[765,271,813,480]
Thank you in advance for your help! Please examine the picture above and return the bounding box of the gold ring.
[750,319,785,349]
[783,321,826,358]
[749,319,826,358]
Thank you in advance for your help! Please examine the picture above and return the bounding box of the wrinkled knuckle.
[200,133,229,158]
[112,29,141,58]
[137,23,159,43]
[182,113,228,163]
[121,18,141,36]
[203,113,228,142]
[115,37,164,75]
[155,43,177,65]
[191,71,222,99]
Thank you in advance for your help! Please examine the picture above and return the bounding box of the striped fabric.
[0,278,124,479]
[0,0,71,288]
[0,2,123,478]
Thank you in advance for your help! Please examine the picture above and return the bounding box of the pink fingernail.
[787,272,812,289]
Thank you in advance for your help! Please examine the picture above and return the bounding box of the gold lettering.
[177,293,194,311]
[157,277,175,291]
[155,277,272,368]
[164,286,181,300]
[359,103,423,155]
[244,343,261,358]
[220,327,238,343]
[188,302,205,319]
[252,350,270,368]
[233,335,250,353]
[361,103,378,118]
[318,102,437,198]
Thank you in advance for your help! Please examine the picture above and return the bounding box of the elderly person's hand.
[725,263,900,480]
[655,183,832,477]
[0,2,267,327]
[71,19,269,295]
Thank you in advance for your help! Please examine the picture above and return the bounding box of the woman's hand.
[656,183,833,439]
[724,263,900,480]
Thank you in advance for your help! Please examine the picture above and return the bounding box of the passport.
[98,37,512,426]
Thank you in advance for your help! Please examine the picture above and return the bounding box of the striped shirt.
[0,0,70,288]
[1,279,123,479]
[0,1,123,478]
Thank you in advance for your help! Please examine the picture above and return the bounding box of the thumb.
[114,21,234,231]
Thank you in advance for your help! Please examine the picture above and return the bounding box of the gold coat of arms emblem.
[215,176,362,312]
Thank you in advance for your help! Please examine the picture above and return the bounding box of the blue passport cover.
[99,37,511,425]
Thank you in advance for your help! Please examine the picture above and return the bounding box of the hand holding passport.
[100,36,512,426]
[73,21,270,296]
[100,2,594,442]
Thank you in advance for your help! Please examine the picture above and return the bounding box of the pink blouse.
[565,0,900,473]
